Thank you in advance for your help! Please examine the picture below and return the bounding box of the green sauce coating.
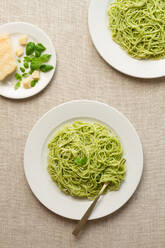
[108,0,165,59]
[47,121,126,199]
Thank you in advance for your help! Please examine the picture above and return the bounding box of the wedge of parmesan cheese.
[0,34,17,80]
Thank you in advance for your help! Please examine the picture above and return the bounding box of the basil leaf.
[20,67,25,73]
[29,69,34,74]
[35,50,41,57]
[24,62,29,69]
[74,156,87,166]
[14,81,21,90]
[81,157,87,165]
[31,79,38,87]
[22,73,29,77]
[17,59,21,63]
[15,73,22,81]
[30,58,42,70]
[40,64,54,72]
[24,56,32,62]
[35,43,46,52]
[26,42,35,55]
[74,158,82,165]
[40,54,51,63]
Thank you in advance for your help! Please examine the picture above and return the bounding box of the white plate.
[88,0,165,79]
[24,100,143,220]
[0,22,56,99]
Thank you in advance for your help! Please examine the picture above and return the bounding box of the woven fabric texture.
[0,1,165,247]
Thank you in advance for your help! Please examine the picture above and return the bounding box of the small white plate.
[88,0,165,78]
[0,22,56,99]
[24,100,143,220]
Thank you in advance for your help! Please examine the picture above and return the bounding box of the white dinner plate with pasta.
[0,22,56,99]
[88,0,165,78]
[24,100,143,220]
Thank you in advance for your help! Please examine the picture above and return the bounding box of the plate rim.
[0,21,56,99]
[24,99,143,220]
[88,0,165,79]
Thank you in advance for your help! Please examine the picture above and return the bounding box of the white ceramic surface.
[88,0,165,78]
[24,100,143,220]
[0,22,56,99]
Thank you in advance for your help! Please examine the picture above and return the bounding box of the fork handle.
[72,182,109,236]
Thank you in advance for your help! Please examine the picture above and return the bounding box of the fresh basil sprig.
[40,64,54,72]
[14,81,21,90]
[26,42,35,55]
[14,41,54,89]
[74,156,87,166]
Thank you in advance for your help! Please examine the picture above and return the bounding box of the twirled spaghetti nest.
[108,0,165,59]
[47,121,126,199]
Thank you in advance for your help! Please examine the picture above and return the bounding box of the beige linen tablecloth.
[0,0,165,247]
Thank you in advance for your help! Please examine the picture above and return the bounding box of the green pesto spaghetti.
[108,0,165,59]
[47,121,126,199]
